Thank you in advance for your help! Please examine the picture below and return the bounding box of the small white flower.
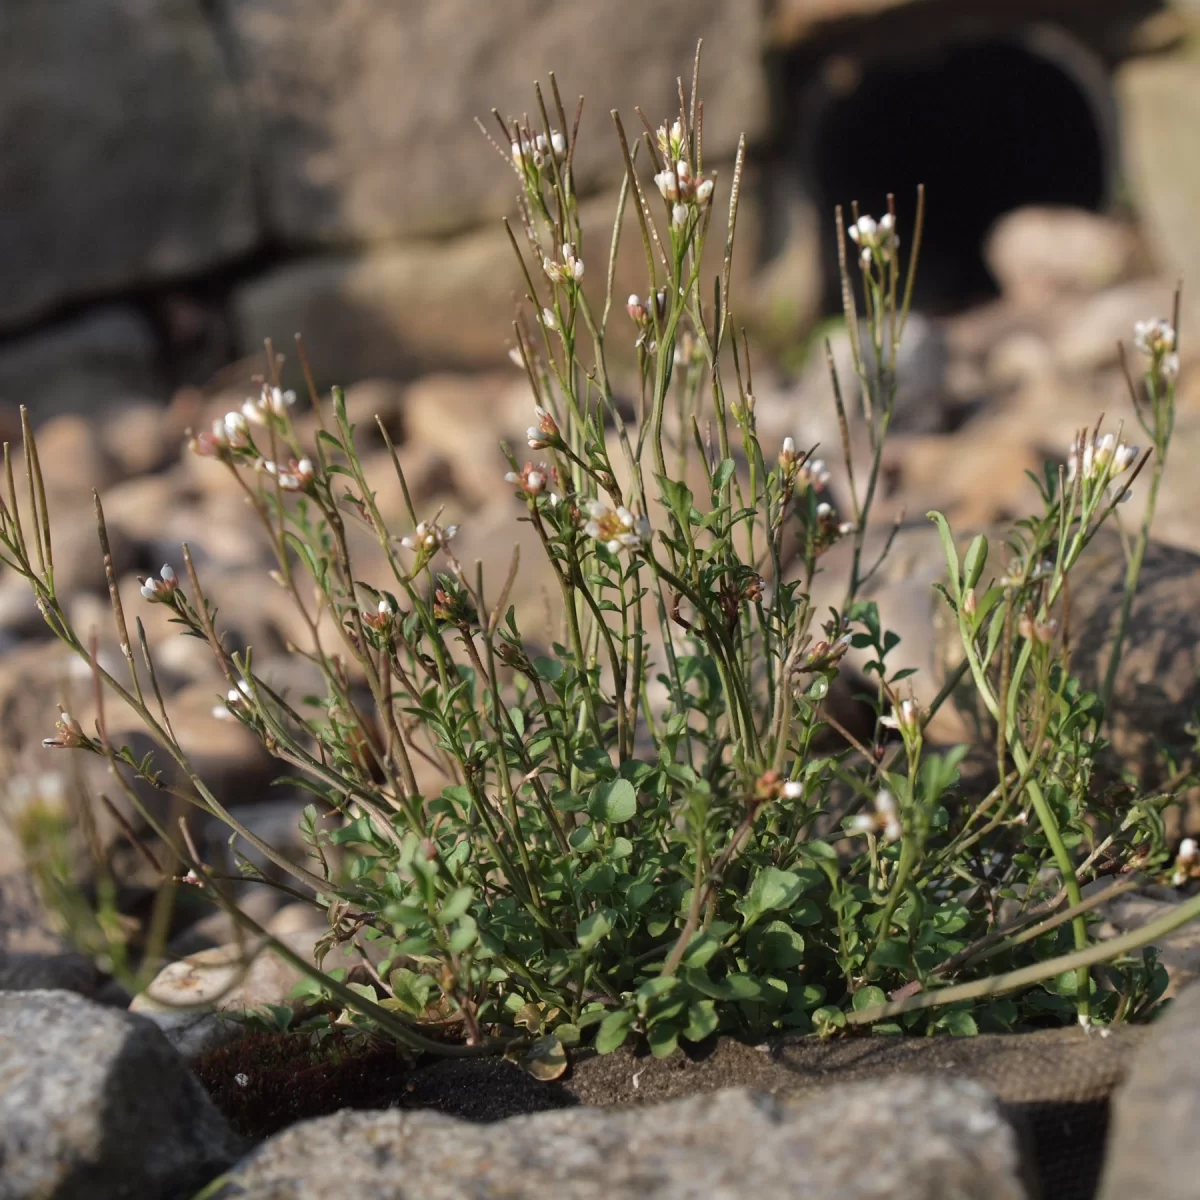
[214,679,252,720]
[672,203,689,230]
[848,216,877,244]
[695,178,714,205]
[550,130,567,161]
[1134,318,1176,357]
[222,411,250,448]
[139,564,179,602]
[654,170,679,203]
[782,780,804,801]
[1180,837,1198,864]
[541,307,558,332]
[243,384,296,426]
[1113,443,1139,473]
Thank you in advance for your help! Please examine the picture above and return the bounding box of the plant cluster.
[5,56,1198,1064]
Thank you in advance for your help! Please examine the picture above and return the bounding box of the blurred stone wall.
[0,0,1195,425]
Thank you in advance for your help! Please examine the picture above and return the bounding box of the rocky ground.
[4,202,1200,1197]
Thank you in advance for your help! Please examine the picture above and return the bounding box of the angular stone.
[214,0,764,244]
[1099,981,1200,1200]
[0,2,257,332]
[209,1077,1029,1199]
[983,207,1141,306]
[0,989,241,1199]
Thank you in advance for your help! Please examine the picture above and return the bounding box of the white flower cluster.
[400,519,458,553]
[188,384,298,458]
[879,697,920,733]
[504,462,550,496]
[1133,317,1179,382]
[257,456,314,492]
[583,501,651,555]
[139,564,179,602]
[850,789,902,843]
[511,130,567,169]
[1066,431,1138,485]
[543,242,584,285]
[848,213,899,268]
[243,384,297,427]
[653,157,714,231]
[656,119,686,163]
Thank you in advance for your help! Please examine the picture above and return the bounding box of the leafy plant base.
[195,1026,1145,1200]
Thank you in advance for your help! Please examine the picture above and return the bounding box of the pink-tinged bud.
[963,587,977,616]
[695,178,714,205]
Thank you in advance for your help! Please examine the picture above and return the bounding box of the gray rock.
[1099,981,1200,1200]
[0,951,101,997]
[207,1077,1029,1200]
[137,1008,249,1062]
[0,307,161,424]
[0,3,257,332]
[1116,52,1200,337]
[213,0,764,244]
[0,989,242,1199]
[983,206,1141,305]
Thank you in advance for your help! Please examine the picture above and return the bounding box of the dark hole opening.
[807,38,1110,313]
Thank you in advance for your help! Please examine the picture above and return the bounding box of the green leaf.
[329,815,379,847]
[682,932,721,968]
[962,533,988,589]
[738,867,805,927]
[750,920,805,969]
[594,1009,634,1054]
[579,863,617,893]
[852,986,888,1012]
[657,475,695,526]
[813,1005,847,1037]
[870,939,911,969]
[684,998,719,1043]
[577,908,614,950]
[926,510,961,603]
[711,458,736,494]
[552,790,586,813]
[448,917,477,952]
[569,825,597,853]
[937,1010,978,1037]
[437,887,473,924]
[589,778,637,824]
[648,1021,680,1058]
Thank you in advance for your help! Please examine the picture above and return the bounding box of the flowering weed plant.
[6,55,1199,1062]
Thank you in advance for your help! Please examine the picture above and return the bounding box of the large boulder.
[204,1077,1030,1199]
[1099,980,1200,1200]
[0,0,257,333]
[0,989,241,1199]
[213,0,765,244]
